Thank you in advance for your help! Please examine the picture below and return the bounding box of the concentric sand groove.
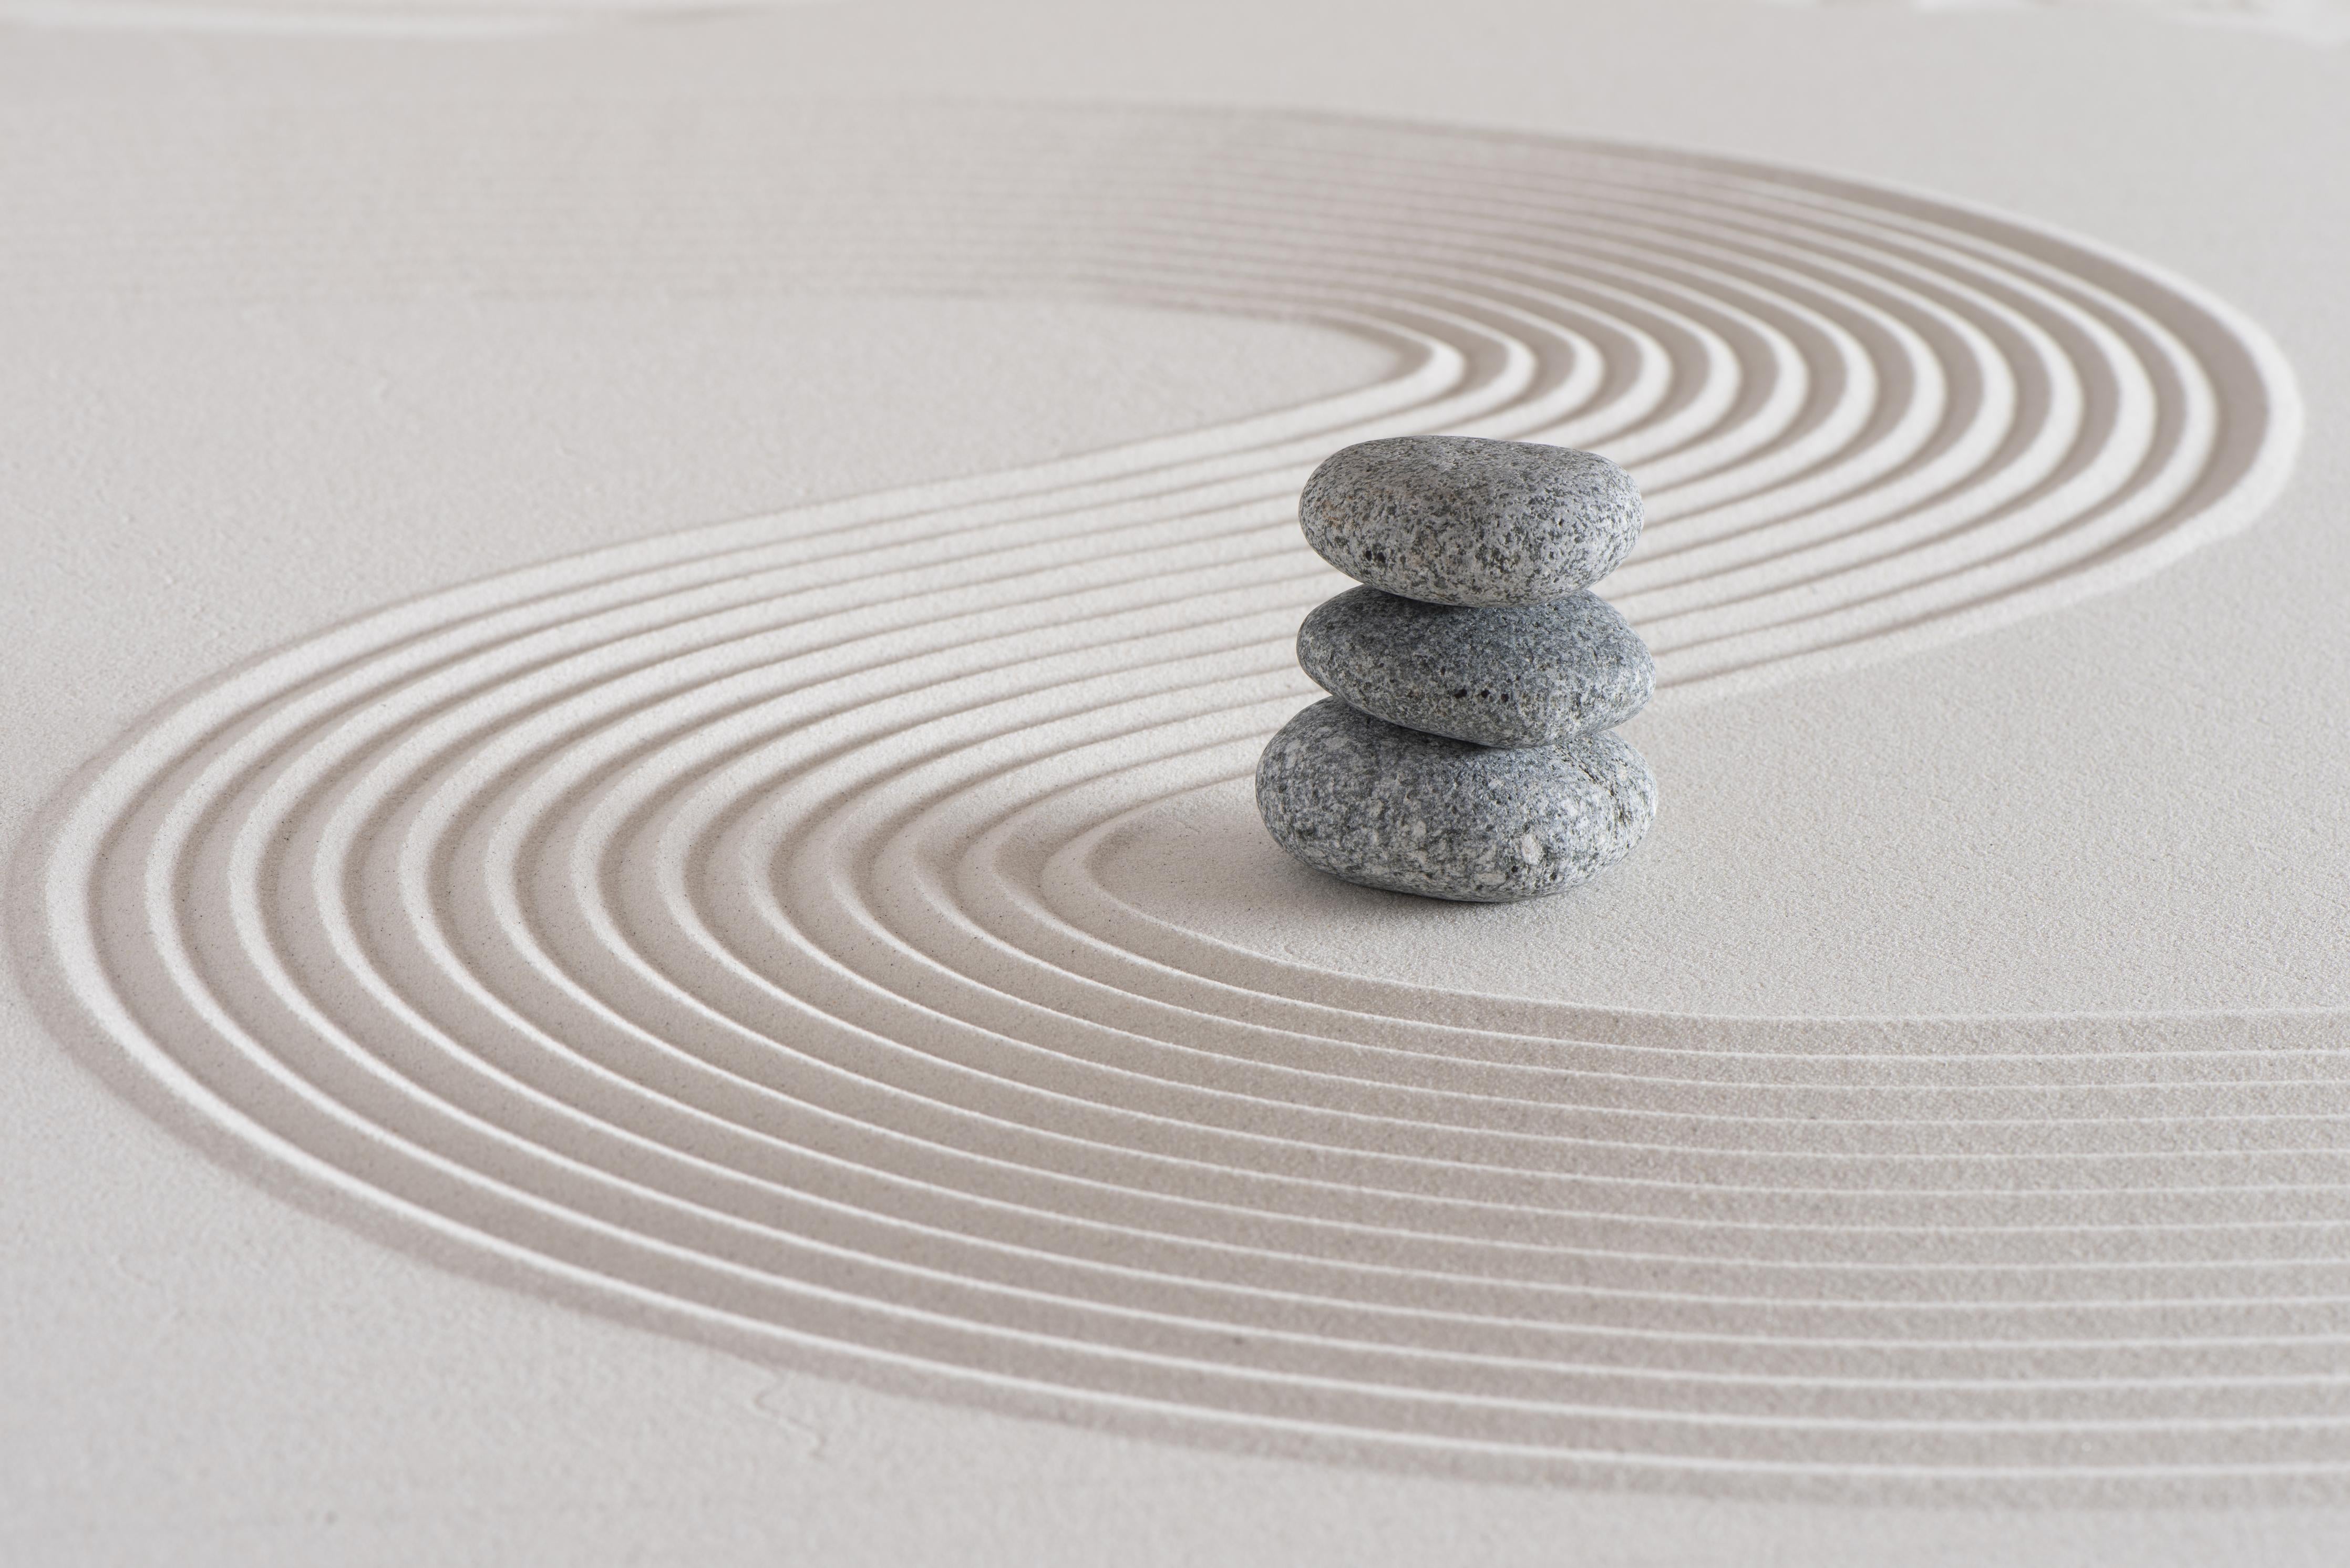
[18,105,2320,1494]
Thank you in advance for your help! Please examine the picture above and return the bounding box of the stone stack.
[1255,436,1658,903]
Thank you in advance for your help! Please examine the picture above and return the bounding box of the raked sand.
[6,4,2350,1562]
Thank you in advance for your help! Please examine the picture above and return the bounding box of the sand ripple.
[20,107,2321,1495]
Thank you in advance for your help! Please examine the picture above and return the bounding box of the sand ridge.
[15,102,2323,1496]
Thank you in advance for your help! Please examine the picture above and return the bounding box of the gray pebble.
[1298,436,1642,606]
[1298,585,1654,747]
[1255,699,1656,903]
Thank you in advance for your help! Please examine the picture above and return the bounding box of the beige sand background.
[5,0,2349,1561]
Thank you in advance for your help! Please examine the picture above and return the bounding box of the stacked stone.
[1255,436,1658,903]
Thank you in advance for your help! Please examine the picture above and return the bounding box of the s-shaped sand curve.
[15,105,2316,1497]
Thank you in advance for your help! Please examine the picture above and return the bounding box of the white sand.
[6,1,2350,1562]
[1765,0,2350,49]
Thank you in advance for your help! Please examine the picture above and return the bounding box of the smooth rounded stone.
[1255,698,1656,903]
[1297,436,1642,606]
[1297,585,1654,748]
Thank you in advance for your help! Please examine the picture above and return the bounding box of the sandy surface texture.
[6,2,2350,1563]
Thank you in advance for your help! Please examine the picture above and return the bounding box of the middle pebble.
[1297,585,1655,748]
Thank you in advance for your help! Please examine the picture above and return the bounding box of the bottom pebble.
[1255,698,1656,903]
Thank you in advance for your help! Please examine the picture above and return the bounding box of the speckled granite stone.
[1255,698,1656,902]
[1297,436,1642,606]
[1297,585,1653,747]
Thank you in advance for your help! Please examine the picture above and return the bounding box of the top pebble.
[1298,436,1642,606]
